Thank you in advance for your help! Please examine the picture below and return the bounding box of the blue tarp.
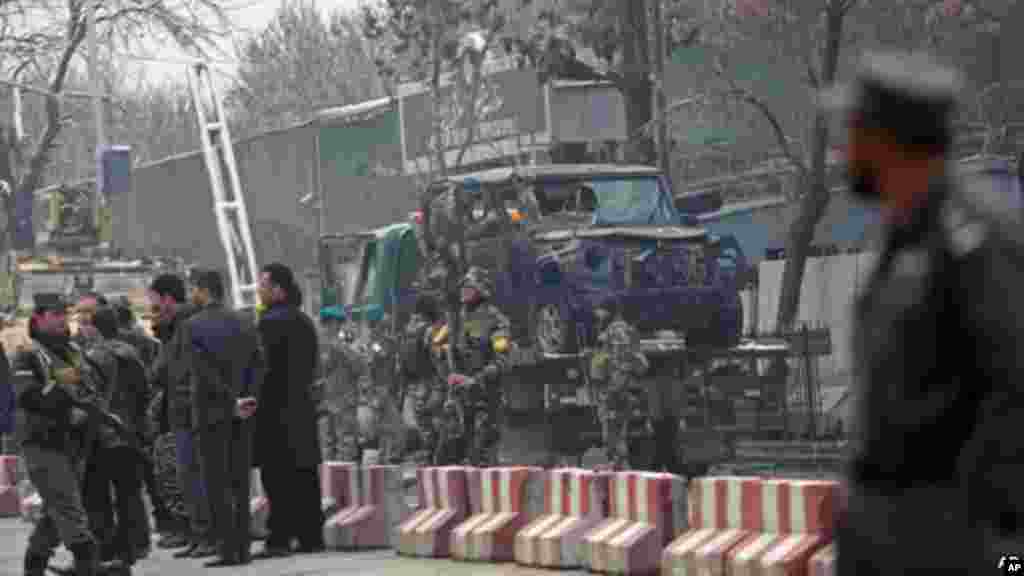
[701,201,881,261]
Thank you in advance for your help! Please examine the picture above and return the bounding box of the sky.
[119,0,368,89]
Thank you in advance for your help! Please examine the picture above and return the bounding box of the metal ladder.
[186,62,259,309]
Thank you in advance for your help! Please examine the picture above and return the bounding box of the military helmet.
[602,318,639,350]
[459,266,493,299]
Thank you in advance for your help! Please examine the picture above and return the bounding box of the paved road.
[0,519,588,576]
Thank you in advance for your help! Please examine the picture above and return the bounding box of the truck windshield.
[591,176,677,226]
[534,176,679,226]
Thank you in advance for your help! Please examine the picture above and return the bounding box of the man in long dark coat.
[825,50,1024,573]
[253,263,324,558]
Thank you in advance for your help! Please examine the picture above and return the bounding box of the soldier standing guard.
[402,294,444,464]
[361,314,404,463]
[317,307,360,462]
[823,51,1024,573]
[590,304,650,470]
[445,267,511,467]
[12,294,101,576]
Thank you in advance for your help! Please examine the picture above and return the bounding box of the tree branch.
[712,59,807,179]
[19,15,88,199]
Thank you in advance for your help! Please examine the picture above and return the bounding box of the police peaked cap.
[33,293,68,312]
[821,50,963,150]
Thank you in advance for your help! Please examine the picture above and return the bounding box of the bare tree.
[0,0,229,253]
[363,0,512,182]
[230,0,384,136]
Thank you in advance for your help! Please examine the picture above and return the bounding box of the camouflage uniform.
[318,320,361,462]
[446,268,511,467]
[590,317,650,469]
[402,312,444,464]
[359,319,405,463]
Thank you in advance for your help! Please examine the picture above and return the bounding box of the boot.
[22,550,48,576]
[69,541,99,576]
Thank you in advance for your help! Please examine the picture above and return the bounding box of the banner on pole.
[98,145,131,198]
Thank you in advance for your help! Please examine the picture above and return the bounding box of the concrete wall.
[756,252,880,384]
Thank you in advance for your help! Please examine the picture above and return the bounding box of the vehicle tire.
[533,302,578,354]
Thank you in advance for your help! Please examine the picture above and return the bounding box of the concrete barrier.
[514,468,609,569]
[662,476,762,576]
[581,471,686,575]
[662,477,838,576]
[808,542,836,576]
[323,465,406,550]
[396,466,471,557]
[726,479,838,576]
[250,468,270,539]
[0,455,19,517]
[320,461,355,518]
[451,466,541,562]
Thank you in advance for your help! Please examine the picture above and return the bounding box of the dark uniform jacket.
[152,304,199,430]
[842,174,1024,571]
[86,339,148,446]
[178,302,264,433]
[254,303,320,468]
[11,337,105,455]
[118,328,160,370]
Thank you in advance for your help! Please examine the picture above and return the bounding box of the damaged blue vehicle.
[420,164,746,354]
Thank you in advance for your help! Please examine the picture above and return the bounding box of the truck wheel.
[534,303,578,354]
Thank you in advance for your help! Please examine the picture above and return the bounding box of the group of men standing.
[11,262,325,575]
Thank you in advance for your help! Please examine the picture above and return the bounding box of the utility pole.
[87,0,106,234]
[650,0,672,188]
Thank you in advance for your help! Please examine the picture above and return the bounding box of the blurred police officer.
[13,294,100,576]
[825,50,1024,574]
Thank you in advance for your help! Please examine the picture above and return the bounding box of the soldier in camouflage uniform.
[590,305,650,469]
[401,294,444,464]
[360,315,405,463]
[317,308,360,462]
[444,267,512,467]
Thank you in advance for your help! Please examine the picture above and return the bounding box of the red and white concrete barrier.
[320,461,355,518]
[662,476,765,576]
[514,468,609,569]
[808,542,836,576]
[250,468,270,539]
[323,465,406,550]
[396,466,471,557]
[0,455,20,517]
[726,479,838,576]
[662,477,839,576]
[451,466,540,562]
[581,471,686,575]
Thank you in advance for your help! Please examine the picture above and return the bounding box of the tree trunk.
[620,0,655,164]
[775,2,845,333]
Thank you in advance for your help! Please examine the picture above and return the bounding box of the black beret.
[821,50,963,150]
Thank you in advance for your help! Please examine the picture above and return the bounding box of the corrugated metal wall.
[111,114,421,273]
